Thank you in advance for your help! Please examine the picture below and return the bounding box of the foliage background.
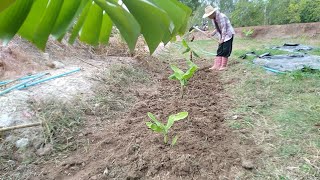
[182,0,320,27]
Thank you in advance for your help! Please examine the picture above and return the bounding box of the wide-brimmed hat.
[202,5,218,18]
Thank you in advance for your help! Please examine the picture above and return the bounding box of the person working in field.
[203,5,235,71]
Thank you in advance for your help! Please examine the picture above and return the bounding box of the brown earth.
[191,22,320,40]
[4,21,304,178]
[235,22,320,39]
[19,58,256,179]
[0,36,147,81]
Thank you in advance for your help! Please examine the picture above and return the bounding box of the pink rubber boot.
[219,57,228,70]
[209,56,222,70]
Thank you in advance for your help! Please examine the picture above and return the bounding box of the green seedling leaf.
[186,59,194,67]
[169,60,198,98]
[147,112,164,128]
[168,74,177,80]
[146,122,153,128]
[182,39,190,49]
[181,39,192,55]
[183,64,198,81]
[182,47,190,54]
[170,111,189,121]
[146,111,188,145]
[192,51,200,58]
[169,65,184,80]
[146,122,163,133]
[166,111,188,130]
[171,135,178,146]
[181,39,200,59]
[164,134,168,144]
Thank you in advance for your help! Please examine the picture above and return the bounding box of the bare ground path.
[29,59,255,180]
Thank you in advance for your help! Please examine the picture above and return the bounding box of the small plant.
[287,66,320,80]
[146,112,188,145]
[242,28,254,37]
[169,60,198,98]
[182,39,199,60]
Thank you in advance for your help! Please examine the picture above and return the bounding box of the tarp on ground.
[271,43,313,52]
[253,54,320,72]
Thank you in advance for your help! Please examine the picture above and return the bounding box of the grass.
[224,64,320,179]
[90,64,150,119]
[223,38,320,179]
[164,36,320,179]
[0,98,86,180]
[310,48,320,56]
[30,99,85,151]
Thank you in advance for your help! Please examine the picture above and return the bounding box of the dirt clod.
[15,138,29,149]
[242,159,255,170]
[36,144,53,156]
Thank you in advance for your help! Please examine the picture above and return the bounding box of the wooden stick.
[76,57,100,68]
[0,122,42,132]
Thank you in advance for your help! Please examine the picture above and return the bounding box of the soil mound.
[36,64,243,179]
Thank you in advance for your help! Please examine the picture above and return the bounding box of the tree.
[231,0,264,27]
[0,0,191,54]
[300,0,320,23]
[219,0,235,15]
[179,0,201,12]
[266,0,298,25]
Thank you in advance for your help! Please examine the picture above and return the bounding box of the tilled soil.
[33,61,243,180]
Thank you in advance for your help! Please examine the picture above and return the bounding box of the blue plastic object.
[18,68,81,90]
[0,73,44,85]
[263,66,285,74]
[0,73,48,96]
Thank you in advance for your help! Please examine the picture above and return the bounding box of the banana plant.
[182,39,199,60]
[146,112,188,145]
[169,59,198,98]
[0,0,191,54]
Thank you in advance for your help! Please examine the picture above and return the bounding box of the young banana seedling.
[169,59,198,98]
[182,39,199,61]
[146,112,188,146]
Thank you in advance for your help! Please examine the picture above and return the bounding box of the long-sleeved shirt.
[211,11,235,42]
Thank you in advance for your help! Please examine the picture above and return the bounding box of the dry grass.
[88,63,150,120]
[29,98,86,152]
[0,98,86,180]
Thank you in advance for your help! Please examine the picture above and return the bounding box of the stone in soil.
[15,138,29,149]
[242,159,255,170]
[36,144,53,156]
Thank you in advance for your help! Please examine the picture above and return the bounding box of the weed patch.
[285,66,320,80]
[91,64,150,119]
[310,48,320,56]
[30,99,85,151]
